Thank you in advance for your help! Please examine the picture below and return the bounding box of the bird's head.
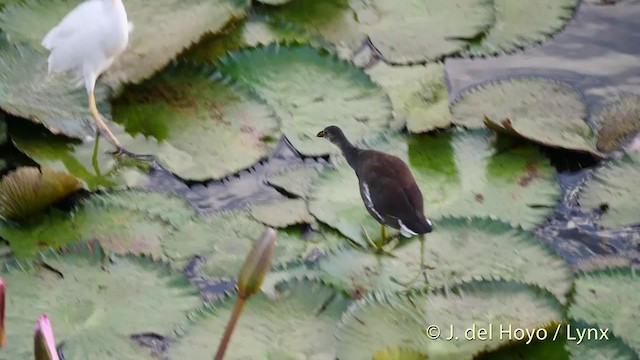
[316,125,346,145]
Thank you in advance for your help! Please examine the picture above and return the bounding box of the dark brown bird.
[317,125,432,245]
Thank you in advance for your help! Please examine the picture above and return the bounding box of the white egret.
[42,0,133,154]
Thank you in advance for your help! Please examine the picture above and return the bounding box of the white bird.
[42,0,133,153]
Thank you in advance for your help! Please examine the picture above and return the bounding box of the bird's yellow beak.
[316,130,325,138]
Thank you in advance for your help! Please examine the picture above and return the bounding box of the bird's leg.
[420,234,435,271]
[88,90,122,150]
[380,225,388,245]
[362,225,378,250]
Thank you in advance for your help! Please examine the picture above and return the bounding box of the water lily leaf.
[452,78,598,156]
[169,279,350,359]
[466,0,579,55]
[216,44,398,155]
[112,63,280,181]
[567,321,639,360]
[309,130,559,246]
[264,0,494,63]
[337,280,564,360]
[250,198,315,228]
[476,336,568,359]
[373,347,428,360]
[266,166,323,199]
[10,122,149,190]
[0,0,251,89]
[0,243,202,360]
[578,152,640,228]
[366,62,452,133]
[596,95,640,153]
[0,166,82,220]
[569,268,640,354]
[319,217,573,303]
[0,36,111,139]
[163,211,347,278]
[184,14,315,63]
[0,190,191,258]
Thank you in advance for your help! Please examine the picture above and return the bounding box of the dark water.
[444,0,640,268]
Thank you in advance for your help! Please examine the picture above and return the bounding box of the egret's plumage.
[42,0,133,150]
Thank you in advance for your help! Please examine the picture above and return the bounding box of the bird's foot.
[109,145,154,162]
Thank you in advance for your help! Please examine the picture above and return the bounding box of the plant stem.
[214,296,246,360]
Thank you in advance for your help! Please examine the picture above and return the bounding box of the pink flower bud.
[34,315,59,360]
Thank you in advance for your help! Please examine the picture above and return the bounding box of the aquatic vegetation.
[0,0,638,358]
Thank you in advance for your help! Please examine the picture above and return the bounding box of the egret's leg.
[88,90,122,149]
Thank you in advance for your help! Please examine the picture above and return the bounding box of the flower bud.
[34,315,60,360]
[237,227,276,299]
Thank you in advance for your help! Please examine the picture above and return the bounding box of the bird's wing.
[42,0,104,49]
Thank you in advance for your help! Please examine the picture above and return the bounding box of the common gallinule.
[317,126,433,247]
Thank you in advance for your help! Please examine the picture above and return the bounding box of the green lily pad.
[10,121,150,190]
[596,95,640,153]
[184,14,315,63]
[257,0,294,5]
[309,130,559,246]
[578,152,640,228]
[163,211,347,278]
[0,166,82,221]
[168,279,351,359]
[112,62,280,181]
[365,62,452,133]
[319,217,573,303]
[266,166,323,199]
[264,0,494,63]
[0,36,111,139]
[452,78,598,156]
[476,336,568,359]
[250,198,315,228]
[373,347,428,360]
[337,280,564,360]
[567,321,639,360]
[0,190,193,258]
[569,268,640,354]
[216,44,398,155]
[0,244,202,360]
[0,0,251,89]
[466,0,579,55]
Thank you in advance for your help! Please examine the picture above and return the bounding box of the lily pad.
[0,166,82,220]
[466,0,579,55]
[163,211,347,278]
[365,62,452,133]
[184,14,315,63]
[264,0,494,63]
[112,63,280,181]
[10,121,150,190]
[216,44,398,155]
[309,130,559,246]
[452,78,598,156]
[337,280,564,360]
[0,0,251,89]
[569,268,640,354]
[257,0,294,5]
[266,166,323,199]
[0,243,202,360]
[168,280,351,359]
[567,321,639,360]
[578,152,640,228]
[319,217,573,303]
[596,95,640,153]
[373,347,428,360]
[0,36,111,139]
[250,198,315,228]
[0,190,193,258]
